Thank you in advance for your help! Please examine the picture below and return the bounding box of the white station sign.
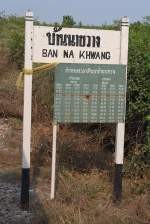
[33,26,121,64]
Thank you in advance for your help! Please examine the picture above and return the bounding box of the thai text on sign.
[33,27,121,64]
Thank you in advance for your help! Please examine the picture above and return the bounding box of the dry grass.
[28,122,150,224]
[32,167,150,224]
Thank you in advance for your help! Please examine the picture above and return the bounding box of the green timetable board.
[54,63,127,123]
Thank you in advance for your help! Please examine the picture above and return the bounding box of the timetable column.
[108,84,116,122]
[55,83,63,122]
[64,83,71,122]
[73,83,80,123]
[99,79,107,123]
[90,84,98,123]
[117,84,125,122]
[82,84,89,123]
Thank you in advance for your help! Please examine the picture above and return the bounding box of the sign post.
[114,17,129,202]
[50,123,58,199]
[21,12,129,205]
[21,11,33,209]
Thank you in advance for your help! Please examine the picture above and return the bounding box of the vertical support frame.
[51,123,57,200]
[21,11,33,209]
[114,17,129,202]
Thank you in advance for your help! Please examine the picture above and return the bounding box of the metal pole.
[50,123,57,200]
[114,123,125,202]
[21,11,33,210]
[114,17,129,202]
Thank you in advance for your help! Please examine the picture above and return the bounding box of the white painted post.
[114,17,129,202]
[50,123,57,200]
[21,11,33,209]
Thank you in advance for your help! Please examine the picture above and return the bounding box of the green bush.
[8,30,24,69]
[127,22,150,117]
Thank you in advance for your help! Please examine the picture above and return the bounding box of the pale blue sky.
[1,0,149,25]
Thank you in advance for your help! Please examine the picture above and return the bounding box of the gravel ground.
[0,183,33,224]
[0,119,33,224]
